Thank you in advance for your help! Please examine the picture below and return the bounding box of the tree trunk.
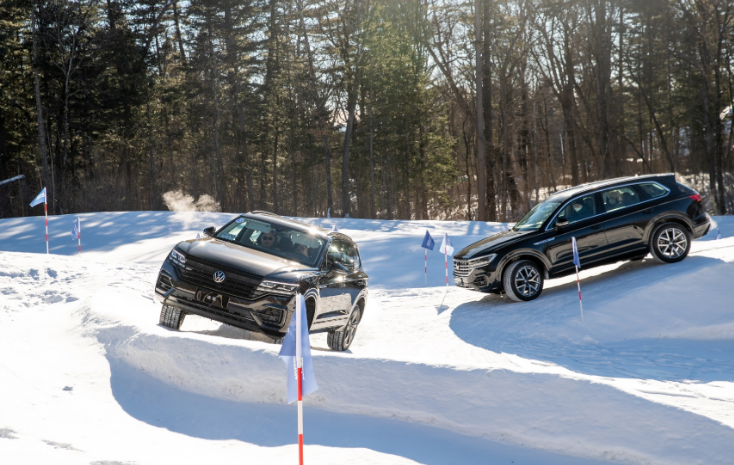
[474,0,487,221]
[482,0,496,221]
[297,0,333,215]
[31,9,49,189]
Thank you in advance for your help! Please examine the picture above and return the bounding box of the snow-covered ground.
[1,212,733,464]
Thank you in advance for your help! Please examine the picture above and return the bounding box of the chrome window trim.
[544,181,671,232]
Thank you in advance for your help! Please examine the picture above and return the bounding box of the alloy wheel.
[657,227,688,259]
[514,265,541,297]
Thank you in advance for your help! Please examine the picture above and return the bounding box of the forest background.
[0,0,732,221]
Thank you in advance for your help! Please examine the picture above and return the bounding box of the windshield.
[215,217,326,267]
[513,200,563,232]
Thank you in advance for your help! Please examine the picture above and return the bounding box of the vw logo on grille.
[212,271,226,283]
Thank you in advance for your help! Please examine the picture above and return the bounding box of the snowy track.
[1,213,733,464]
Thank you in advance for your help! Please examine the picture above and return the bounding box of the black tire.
[650,222,691,264]
[503,259,544,302]
[327,306,362,351]
[159,305,186,330]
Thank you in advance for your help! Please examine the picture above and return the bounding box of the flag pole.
[296,294,304,465]
[575,265,584,323]
[44,199,48,255]
[444,247,448,289]
[424,248,427,287]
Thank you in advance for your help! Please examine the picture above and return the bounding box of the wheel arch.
[496,251,550,288]
[644,214,694,245]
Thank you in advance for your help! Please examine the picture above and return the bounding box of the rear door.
[544,192,608,273]
[598,184,659,257]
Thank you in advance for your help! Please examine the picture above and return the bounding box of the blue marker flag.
[30,187,46,207]
[717,229,722,240]
[572,237,581,269]
[279,294,318,404]
[70,217,80,240]
[421,230,435,250]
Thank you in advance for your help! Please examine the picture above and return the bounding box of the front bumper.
[453,266,501,293]
[154,259,295,338]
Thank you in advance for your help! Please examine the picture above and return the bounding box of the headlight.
[169,248,187,268]
[257,281,298,294]
[467,254,496,269]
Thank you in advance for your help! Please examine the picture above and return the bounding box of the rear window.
[637,183,668,200]
[676,182,697,195]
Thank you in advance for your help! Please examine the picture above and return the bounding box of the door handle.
[590,225,602,230]
[643,208,654,214]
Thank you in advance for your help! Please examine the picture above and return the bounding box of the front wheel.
[503,260,544,302]
[650,222,691,264]
[159,305,186,330]
[327,306,362,351]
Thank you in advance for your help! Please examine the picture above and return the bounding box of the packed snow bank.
[1,253,617,465]
[2,212,734,464]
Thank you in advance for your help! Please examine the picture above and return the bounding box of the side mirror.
[203,226,216,237]
[555,217,569,231]
[330,261,348,275]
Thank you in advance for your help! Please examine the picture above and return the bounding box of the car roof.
[546,173,674,202]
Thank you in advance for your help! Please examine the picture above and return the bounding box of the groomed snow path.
[1,212,733,465]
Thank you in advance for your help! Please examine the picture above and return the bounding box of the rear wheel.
[159,305,186,330]
[327,306,362,351]
[650,223,691,264]
[503,260,544,302]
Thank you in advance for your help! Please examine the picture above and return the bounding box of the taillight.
[689,194,702,202]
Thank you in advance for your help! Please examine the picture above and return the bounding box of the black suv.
[154,212,368,351]
[454,174,710,301]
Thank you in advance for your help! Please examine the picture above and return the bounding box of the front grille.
[453,259,472,277]
[180,256,262,300]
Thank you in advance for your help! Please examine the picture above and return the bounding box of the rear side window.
[601,186,641,212]
[637,183,668,200]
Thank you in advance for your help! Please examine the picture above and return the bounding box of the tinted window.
[557,194,597,224]
[343,242,361,270]
[326,240,351,268]
[637,183,667,200]
[601,186,641,212]
[514,200,563,231]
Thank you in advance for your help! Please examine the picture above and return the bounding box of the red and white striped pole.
[296,294,304,465]
[44,200,49,255]
[575,264,584,323]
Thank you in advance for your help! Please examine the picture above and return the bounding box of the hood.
[177,238,318,279]
[455,229,528,259]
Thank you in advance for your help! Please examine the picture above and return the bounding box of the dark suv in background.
[453,174,710,301]
[155,212,368,351]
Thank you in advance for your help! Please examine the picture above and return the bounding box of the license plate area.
[195,289,230,309]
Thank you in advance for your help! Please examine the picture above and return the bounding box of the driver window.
[342,242,359,271]
[326,241,345,267]
[558,194,597,225]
